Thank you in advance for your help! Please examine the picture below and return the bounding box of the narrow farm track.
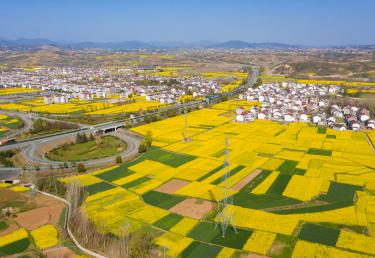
[37,190,108,258]
[365,132,375,154]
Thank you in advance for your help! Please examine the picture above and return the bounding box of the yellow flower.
[31,224,58,250]
[243,231,276,255]
[10,185,29,192]
[0,228,28,247]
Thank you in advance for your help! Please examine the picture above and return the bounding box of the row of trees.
[66,183,156,258]
[75,132,95,144]
[30,118,78,134]
[0,150,15,167]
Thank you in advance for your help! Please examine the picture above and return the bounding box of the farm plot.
[60,105,375,257]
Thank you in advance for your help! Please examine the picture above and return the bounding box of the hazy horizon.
[1,0,375,45]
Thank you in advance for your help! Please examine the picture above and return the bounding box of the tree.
[77,163,86,173]
[138,141,148,153]
[145,131,152,147]
[95,135,102,146]
[116,155,122,164]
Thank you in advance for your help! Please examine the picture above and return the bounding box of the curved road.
[0,65,259,179]
[21,129,140,167]
[0,110,34,138]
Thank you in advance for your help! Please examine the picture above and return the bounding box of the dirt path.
[231,168,263,190]
[365,132,375,154]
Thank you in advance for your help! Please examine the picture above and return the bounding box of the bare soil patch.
[44,246,76,258]
[242,254,269,258]
[154,179,190,194]
[232,168,263,190]
[13,204,65,230]
[169,198,215,219]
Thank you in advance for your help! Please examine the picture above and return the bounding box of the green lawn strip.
[189,125,215,130]
[85,181,115,195]
[211,165,246,185]
[180,241,222,258]
[234,192,301,209]
[317,127,327,134]
[197,164,225,182]
[153,213,183,230]
[46,135,126,161]
[142,190,186,209]
[143,148,196,168]
[210,149,226,158]
[268,234,295,258]
[58,208,66,228]
[198,124,216,129]
[188,221,252,249]
[307,148,332,156]
[272,201,353,214]
[211,226,252,249]
[96,167,135,182]
[97,147,195,181]
[266,174,292,194]
[326,135,336,139]
[277,160,299,175]
[0,221,7,231]
[240,170,273,192]
[95,157,145,181]
[223,132,239,135]
[122,177,150,189]
[317,182,362,203]
[293,168,306,175]
[188,221,221,242]
[297,223,340,246]
[0,238,30,256]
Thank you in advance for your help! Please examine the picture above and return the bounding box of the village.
[236,82,375,131]
[0,66,222,105]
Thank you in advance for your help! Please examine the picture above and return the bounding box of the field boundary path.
[37,190,108,258]
[365,132,375,154]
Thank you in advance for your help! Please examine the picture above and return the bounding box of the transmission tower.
[214,137,237,237]
[183,107,191,142]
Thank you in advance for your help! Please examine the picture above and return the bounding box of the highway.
[0,65,259,178]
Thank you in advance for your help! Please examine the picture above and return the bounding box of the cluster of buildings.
[0,67,226,104]
[330,105,374,130]
[0,66,223,104]
[236,82,374,131]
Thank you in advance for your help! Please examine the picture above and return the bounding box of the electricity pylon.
[213,137,237,237]
[183,107,191,142]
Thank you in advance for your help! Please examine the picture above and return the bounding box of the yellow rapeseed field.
[0,228,28,247]
[31,224,58,250]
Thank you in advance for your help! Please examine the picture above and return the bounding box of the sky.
[1,0,375,46]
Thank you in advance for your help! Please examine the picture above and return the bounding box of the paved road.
[0,110,86,140]
[0,110,33,138]
[22,129,140,167]
[0,65,259,179]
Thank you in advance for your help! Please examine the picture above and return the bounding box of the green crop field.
[46,135,126,161]
[61,104,375,257]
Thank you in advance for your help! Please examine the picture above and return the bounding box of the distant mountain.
[0,37,56,46]
[64,40,158,49]
[0,37,373,50]
[209,40,300,49]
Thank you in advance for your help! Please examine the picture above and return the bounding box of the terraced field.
[62,104,375,257]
